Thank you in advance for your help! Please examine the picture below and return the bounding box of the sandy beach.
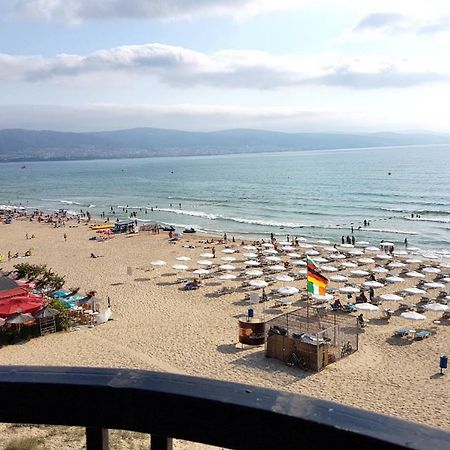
[0,218,449,448]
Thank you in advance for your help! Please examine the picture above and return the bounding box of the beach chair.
[399,302,414,311]
[394,326,415,338]
[414,330,431,340]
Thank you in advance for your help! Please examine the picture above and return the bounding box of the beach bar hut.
[113,220,136,234]
[265,307,358,372]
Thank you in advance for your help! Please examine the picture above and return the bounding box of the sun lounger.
[414,330,431,340]
[342,304,357,313]
[394,326,415,337]
[399,302,414,311]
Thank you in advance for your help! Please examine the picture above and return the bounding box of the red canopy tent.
[0,287,26,301]
[0,296,45,318]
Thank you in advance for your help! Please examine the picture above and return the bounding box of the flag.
[307,257,328,295]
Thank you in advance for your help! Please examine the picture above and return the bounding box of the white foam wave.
[405,217,450,224]
[157,208,217,220]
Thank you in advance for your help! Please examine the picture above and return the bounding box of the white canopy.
[217,273,237,280]
[424,303,448,312]
[172,264,189,270]
[176,256,191,261]
[339,286,360,294]
[371,267,389,274]
[219,264,237,271]
[200,252,214,258]
[292,260,306,266]
[388,262,406,268]
[245,260,261,266]
[358,258,375,265]
[406,258,423,264]
[305,250,320,256]
[405,271,425,279]
[376,254,392,260]
[266,256,281,262]
[243,252,258,259]
[342,262,358,268]
[275,275,294,282]
[193,269,210,275]
[268,265,286,272]
[403,287,426,295]
[365,246,381,252]
[351,270,370,277]
[385,276,405,283]
[321,265,339,272]
[423,282,445,289]
[242,245,257,250]
[221,256,237,262]
[263,249,278,255]
[198,260,214,266]
[222,248,235,254]
[422,267,441,274]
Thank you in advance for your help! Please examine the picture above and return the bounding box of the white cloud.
[12,0,302,24]
[1,43,450,89]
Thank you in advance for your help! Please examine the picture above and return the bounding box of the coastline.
[0,216,448,447]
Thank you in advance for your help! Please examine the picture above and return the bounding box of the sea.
[1,144,450,253]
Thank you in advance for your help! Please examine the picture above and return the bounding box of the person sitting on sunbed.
[332,298,343,310]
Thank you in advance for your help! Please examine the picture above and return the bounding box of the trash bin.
[440,355,448,370]
[247,308,254,318]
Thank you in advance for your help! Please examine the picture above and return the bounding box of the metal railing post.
[86,427,109,450]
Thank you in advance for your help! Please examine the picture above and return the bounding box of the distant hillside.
[0,127,449,162]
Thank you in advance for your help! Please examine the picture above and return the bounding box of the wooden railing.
[0,366,449,449]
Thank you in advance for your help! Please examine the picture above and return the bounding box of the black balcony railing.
[0,366,449,450]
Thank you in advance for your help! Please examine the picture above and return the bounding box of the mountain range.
[0,127,449,162]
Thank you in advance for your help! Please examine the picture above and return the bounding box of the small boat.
[161,225,175,232]
[183,227,196,234]
[21,165,26,169]
[90,223,114,230]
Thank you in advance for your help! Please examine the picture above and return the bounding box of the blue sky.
[1,0,450,132]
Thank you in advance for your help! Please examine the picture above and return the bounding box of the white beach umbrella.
[245,269,263,277]
[218,273,237,280]
[355,303,379,312]
[388,262,406,268]
[311,293,333,302]
[348,249,364,256]
[339,286,360,294]
[198,260,214,266]
[305,250,320,256]
[403,287,427,295]
[358,258,375,265]
[269,265,286,272]
[221,256,237,262]
[288,252,302,259]
[200,252,214,258]
[151,260,167,266]
[242,245,257,250]
[376,254,392,260]
[245,260,261,266]
[406,258,423,264]
[263,249,278,255]
[422,267,441,274]
[401,311,426,321]
[275,275,294,282]
[323,246,338,253]
[243,252,258,259]
[330,254,346,260]
[278,287,299,296]
[355,241,370,247]
[250,279,268,288]
[222,248,235,254]
[172,264,189,271]
[266,256,281,262]
[297,268,307,275]
[313,257,328,263]
[316,239,331,245]
[330,275,348,282]
[321,265,338,272]
[193,269,210,275]
[365,246,380,252]
[380,293,403,302]
[262,243,274,248]
[219,264,237,271]
[363,281,384,288]
[282,246,295,251]
[342,262,358,268]
[424,303,448,312]
[442,277,450,283]
[176,256,191,261]
[292,260,307,266]
[340,243,354,249]
[423,282,446,289]
[385,276,405,283]
[371,267,389,274]
[406,271,425,279]
[351,270,370,277]
[439,262,450,269]
[299,243,314,249]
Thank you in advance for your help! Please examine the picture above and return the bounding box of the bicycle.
[340,341,353,358]
[286,350,309,371]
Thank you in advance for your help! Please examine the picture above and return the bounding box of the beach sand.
[0,219,449,448]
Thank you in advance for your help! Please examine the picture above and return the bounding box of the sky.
[1,0,450,132]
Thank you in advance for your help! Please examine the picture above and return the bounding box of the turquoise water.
[1,145,450,251]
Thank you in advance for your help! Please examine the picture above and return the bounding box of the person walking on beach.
[63,233,67,242]
[341,236,345,244]
[369,287,375,303]
[351,235,355,245]
[212,247,216,258]
[404,238,408,248]
[224,233,227,242]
